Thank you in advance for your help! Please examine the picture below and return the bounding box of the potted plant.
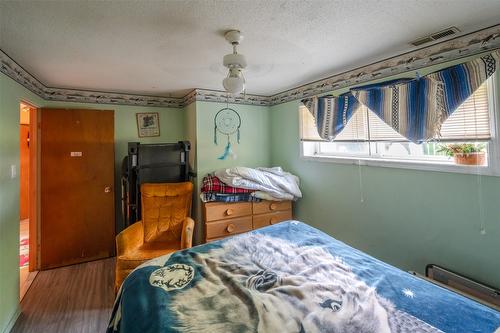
[437,143,486,166]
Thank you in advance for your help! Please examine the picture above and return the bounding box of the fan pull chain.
[471,89,486,235]
[358,160,365,203]
[477,169,486,235]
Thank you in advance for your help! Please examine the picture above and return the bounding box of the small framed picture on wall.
[136,112,160,137]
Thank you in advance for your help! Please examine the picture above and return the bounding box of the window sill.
[301,154,500,176]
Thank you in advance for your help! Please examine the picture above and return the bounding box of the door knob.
[104,186,112,193]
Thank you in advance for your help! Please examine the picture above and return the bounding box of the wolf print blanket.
[108,221,500,333]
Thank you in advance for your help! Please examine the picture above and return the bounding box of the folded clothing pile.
[200,167,302,203]
[200,174,260,203]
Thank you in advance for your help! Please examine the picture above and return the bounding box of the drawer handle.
[225,208,234,216]
[270,203,278,210]
[270,217,279,224]
[226,223,236,233]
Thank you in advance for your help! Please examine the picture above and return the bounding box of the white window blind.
[300,80,491,142]
[439,82,490,140]
[299,106,323,141]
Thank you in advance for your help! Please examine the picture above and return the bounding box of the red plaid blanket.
[201,175,252,194]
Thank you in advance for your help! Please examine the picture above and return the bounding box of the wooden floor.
[12,258,115,333]
[20,270,38,301]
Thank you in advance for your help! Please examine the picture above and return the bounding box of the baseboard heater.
[412,264,500,310]
[411,264,500,310]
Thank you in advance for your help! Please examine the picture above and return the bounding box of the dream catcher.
[214,107,241,160]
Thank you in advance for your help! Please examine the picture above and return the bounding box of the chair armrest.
[116,221,144,256]
[181,217,195,249]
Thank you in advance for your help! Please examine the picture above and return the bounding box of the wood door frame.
[22,101,40,272]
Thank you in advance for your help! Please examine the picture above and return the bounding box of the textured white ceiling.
[1,0,500,97]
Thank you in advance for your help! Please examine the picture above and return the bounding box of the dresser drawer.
[204,202,252,221]
[206,216,253,239]
[253,210,293,229]
[205,236,226,243]
[252,200,292,214]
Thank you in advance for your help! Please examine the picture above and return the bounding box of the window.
[300,76,500,176]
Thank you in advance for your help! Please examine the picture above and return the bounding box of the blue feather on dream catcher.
[214,107,241,160]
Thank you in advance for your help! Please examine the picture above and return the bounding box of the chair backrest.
[140,182,193,243]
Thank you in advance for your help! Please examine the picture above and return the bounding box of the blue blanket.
[108,221,500,333]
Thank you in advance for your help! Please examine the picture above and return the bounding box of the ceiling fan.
[222,30,247,95]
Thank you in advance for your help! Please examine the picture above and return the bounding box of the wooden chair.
[115,182,194,292]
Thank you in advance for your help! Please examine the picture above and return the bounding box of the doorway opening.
[19,101,38,300]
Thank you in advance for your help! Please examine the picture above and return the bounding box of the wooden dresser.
[203,200,292,242]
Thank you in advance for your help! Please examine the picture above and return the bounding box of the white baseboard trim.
[2,307,21,333]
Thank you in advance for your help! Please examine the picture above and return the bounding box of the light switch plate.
[10,165,17,179]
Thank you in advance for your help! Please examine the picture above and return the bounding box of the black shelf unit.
[121,141,192,227]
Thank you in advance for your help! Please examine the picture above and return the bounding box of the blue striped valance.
[302,50,500,143]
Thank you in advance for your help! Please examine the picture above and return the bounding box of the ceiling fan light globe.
[223,53,247,69]
[223,76,245,94]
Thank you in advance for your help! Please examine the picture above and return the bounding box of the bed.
[108,221,500,333]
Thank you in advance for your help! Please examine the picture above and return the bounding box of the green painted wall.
[194,101,270,184]
[184,102,197,172]
[190,101,271,243]
[0,73,186,332]
[183,102,200,242]
[269,72,500,289]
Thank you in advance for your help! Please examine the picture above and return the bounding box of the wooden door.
[40,109,115,270]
